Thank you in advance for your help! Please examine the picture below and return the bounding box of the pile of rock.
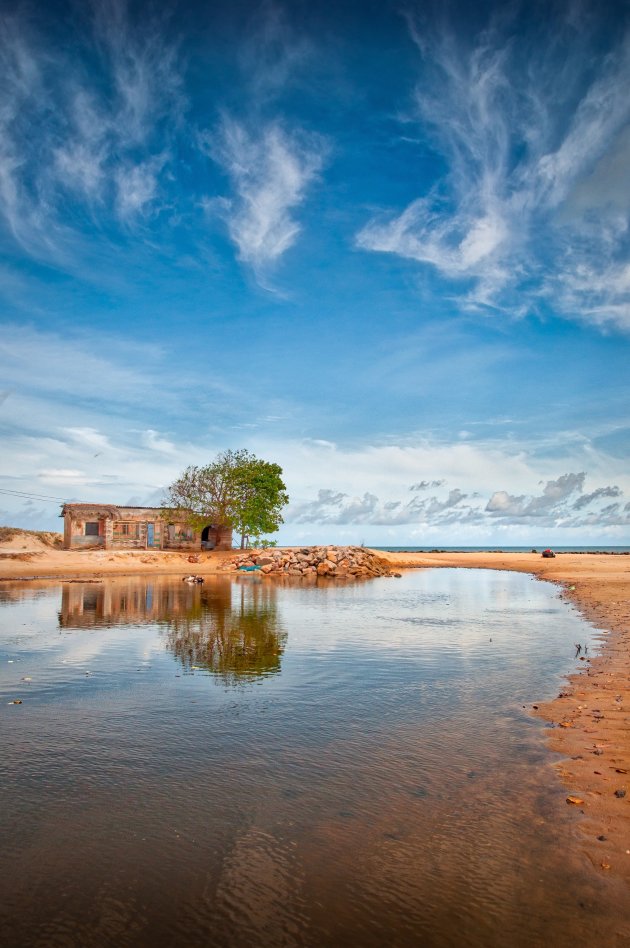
[218,546,400,580]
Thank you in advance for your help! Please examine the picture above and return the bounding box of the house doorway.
[201,525,216,550]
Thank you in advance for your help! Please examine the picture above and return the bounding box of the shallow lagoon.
[0,569,622,946]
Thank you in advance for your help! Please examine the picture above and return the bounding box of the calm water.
[0,570,625,947]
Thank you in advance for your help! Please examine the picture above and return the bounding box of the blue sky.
[1,0,630,544]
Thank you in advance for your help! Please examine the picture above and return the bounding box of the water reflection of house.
[59,579,286,682]
[60,504,232,551]
[60,580,213,627]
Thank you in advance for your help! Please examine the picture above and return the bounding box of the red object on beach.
[542,548,556,558]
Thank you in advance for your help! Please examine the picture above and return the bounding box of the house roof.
[60,503,162,518]
[61,504,163,511]
[60,504,230,530]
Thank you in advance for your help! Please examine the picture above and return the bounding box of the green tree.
[162,449,289,549]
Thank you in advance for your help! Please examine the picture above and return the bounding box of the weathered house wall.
[60,504,232,551]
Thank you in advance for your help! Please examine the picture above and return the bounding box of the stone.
[217,544,394,581]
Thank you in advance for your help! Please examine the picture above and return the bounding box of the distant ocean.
[373,546,630,554]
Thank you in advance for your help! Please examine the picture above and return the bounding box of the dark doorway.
[201,525,216,550]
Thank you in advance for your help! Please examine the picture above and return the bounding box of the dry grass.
[0,526,63,547]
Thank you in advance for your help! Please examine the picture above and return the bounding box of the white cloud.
[63,428,113,452]
[535,37,630,210]
[0,13,61,260]
[357,11,630,331]
[198,4,326,280]
[3,410,630,539]
[262,435,630,542]
[92,0,183,145]
[0,0,183,264]
[53,91,108,200]
[38,468,89,485]
[573,485,622,510]
[140,429,178,454]
[289,485,474,527]
[238,2,313,101]
[486,472,586,518]
[115,157,164,218]
[207,117,325,274]
[287,468,627,533]
[547,259,630,332]
[0,322,268,524]
[0,323,160,404]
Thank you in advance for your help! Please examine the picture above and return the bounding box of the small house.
[60,504,232,551]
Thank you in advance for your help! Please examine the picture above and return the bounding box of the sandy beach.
[1,536,629,891]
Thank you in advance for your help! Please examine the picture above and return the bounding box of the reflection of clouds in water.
[0,588,61,624]
[278,569,584,656]
[54,579,288,679]
[164,582,287,684]
[58,625,163,668]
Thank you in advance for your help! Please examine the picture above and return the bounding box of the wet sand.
[1,542,629,891]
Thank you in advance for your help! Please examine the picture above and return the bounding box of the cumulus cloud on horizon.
[287,473,629,530]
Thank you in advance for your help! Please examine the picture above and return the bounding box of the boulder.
[218,545,394,581]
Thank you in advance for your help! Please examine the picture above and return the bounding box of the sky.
[1,0,630,546]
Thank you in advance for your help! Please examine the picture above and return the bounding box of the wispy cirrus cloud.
[0,323,162,404]
[59,0,183,216]
[357,8,630,331]
[238,1,314,102]
[0,12,59,259]
[0,0,183,264]
[201,4,326,281]
[206,117,325,274]
[91,0,183,145]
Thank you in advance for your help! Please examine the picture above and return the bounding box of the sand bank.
[1,542,628,888]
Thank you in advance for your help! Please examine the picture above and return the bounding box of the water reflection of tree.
[163,581,287,684]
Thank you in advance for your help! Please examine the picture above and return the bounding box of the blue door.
[147,523,155,548]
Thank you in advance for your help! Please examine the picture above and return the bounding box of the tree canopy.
[162,449,289,548]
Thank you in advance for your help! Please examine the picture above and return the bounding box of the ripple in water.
[0,569,624,947]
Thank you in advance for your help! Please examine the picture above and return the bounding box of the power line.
[0,487,69,503]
